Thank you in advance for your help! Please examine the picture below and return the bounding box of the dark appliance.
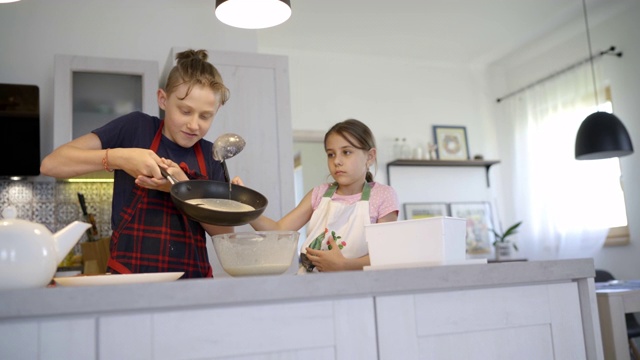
[0,83,40,177]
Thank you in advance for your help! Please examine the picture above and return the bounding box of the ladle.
[212,133,246,183]
[213,133,245,162]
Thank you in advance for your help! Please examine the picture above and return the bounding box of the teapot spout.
[54,221,92,265]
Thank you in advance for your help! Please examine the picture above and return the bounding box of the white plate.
[54,272,184,287]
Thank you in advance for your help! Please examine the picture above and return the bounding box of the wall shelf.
[386,159,500,187]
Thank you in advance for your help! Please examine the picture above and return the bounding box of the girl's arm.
[377,211,398,223]
[231,176,314,232]
[202,224,235,236]
[248,190,314,231]
[375,185,400,224]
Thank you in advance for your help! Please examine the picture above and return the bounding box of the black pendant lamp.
[215,0,291,30]
[575,112,633,160]
[574,0,633,160]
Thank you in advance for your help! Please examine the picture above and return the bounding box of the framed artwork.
[449,202,494,255]
[403,203,449,220]
[433,125,470,160]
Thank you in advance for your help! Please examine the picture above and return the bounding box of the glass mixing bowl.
[211,231,300,277]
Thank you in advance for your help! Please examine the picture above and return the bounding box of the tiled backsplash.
[0,180,114,240]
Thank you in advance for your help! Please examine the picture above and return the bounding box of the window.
[559,100,629,245]
[498,62,630,258]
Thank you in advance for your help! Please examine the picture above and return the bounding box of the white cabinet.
[0,317,96,360]
[376,283,588,359]
[0,320,38,360]
[98,298,377,359]
[53,54,159,150]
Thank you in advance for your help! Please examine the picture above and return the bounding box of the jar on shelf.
[401,138,411,159]
[393,138,402,159]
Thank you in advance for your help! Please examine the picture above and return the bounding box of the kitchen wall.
[265,49,499,179]
[1,1,638,278]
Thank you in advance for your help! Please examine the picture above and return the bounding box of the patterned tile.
[12,203,33,221]
[0,182,8,203]
[81,185,101,202]
[56,183,77,202]
[1,179,113,241]
[100,224,113,239]
[33,202,55,224]
[56,202,81,224]
[99,183,115,201]
[8,182,33,203]
[33,182,55,202]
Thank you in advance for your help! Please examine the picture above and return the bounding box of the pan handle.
[159,167,180,185]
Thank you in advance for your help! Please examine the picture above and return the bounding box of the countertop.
[0,258,595,321]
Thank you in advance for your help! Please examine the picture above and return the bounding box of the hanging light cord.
[582,0,600,106]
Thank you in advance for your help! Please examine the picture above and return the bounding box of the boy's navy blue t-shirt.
[92,111,225,229]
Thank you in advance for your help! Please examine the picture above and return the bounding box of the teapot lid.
[2,206,17,220]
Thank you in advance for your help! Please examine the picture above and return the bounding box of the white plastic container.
[365,216,468,268]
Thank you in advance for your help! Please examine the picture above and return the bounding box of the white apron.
[301,182,372,262]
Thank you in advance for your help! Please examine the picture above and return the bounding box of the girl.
[235,119,399,272]
[40,49,232,278]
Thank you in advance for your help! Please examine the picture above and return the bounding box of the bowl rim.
[211,230,300,239]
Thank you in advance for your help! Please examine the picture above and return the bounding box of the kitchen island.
[0,259,603,359]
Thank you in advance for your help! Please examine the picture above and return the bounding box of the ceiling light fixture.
[215,0,291,30]
[574,0,633,160]
[0,0,21,3]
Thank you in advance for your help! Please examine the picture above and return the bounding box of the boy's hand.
[135,158,186,192]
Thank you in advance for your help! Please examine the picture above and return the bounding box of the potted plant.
[491,221,522,260]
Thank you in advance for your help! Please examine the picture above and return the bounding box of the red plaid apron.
[107,122,213,278]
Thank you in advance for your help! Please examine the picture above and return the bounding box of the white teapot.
[0,207,91,290]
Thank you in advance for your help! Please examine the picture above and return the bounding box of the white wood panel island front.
[0,259,603,359]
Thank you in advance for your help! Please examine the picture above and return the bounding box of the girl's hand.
[231,176,245,186]
[304,236,346,272]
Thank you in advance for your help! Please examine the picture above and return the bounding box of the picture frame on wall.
[403,202,449,220]
[433,125,470,160]
[449,202,494,255]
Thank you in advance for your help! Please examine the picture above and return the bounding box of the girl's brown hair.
[165,49,230,106]
[324,118,377,182]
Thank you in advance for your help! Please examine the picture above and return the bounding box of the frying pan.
[160,168,268,226]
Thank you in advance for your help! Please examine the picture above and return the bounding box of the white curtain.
[496,60,619,260]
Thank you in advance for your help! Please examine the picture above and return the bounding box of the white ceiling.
[258,0,634,66]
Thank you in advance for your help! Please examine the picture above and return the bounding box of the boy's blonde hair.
[165,49,230,106]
